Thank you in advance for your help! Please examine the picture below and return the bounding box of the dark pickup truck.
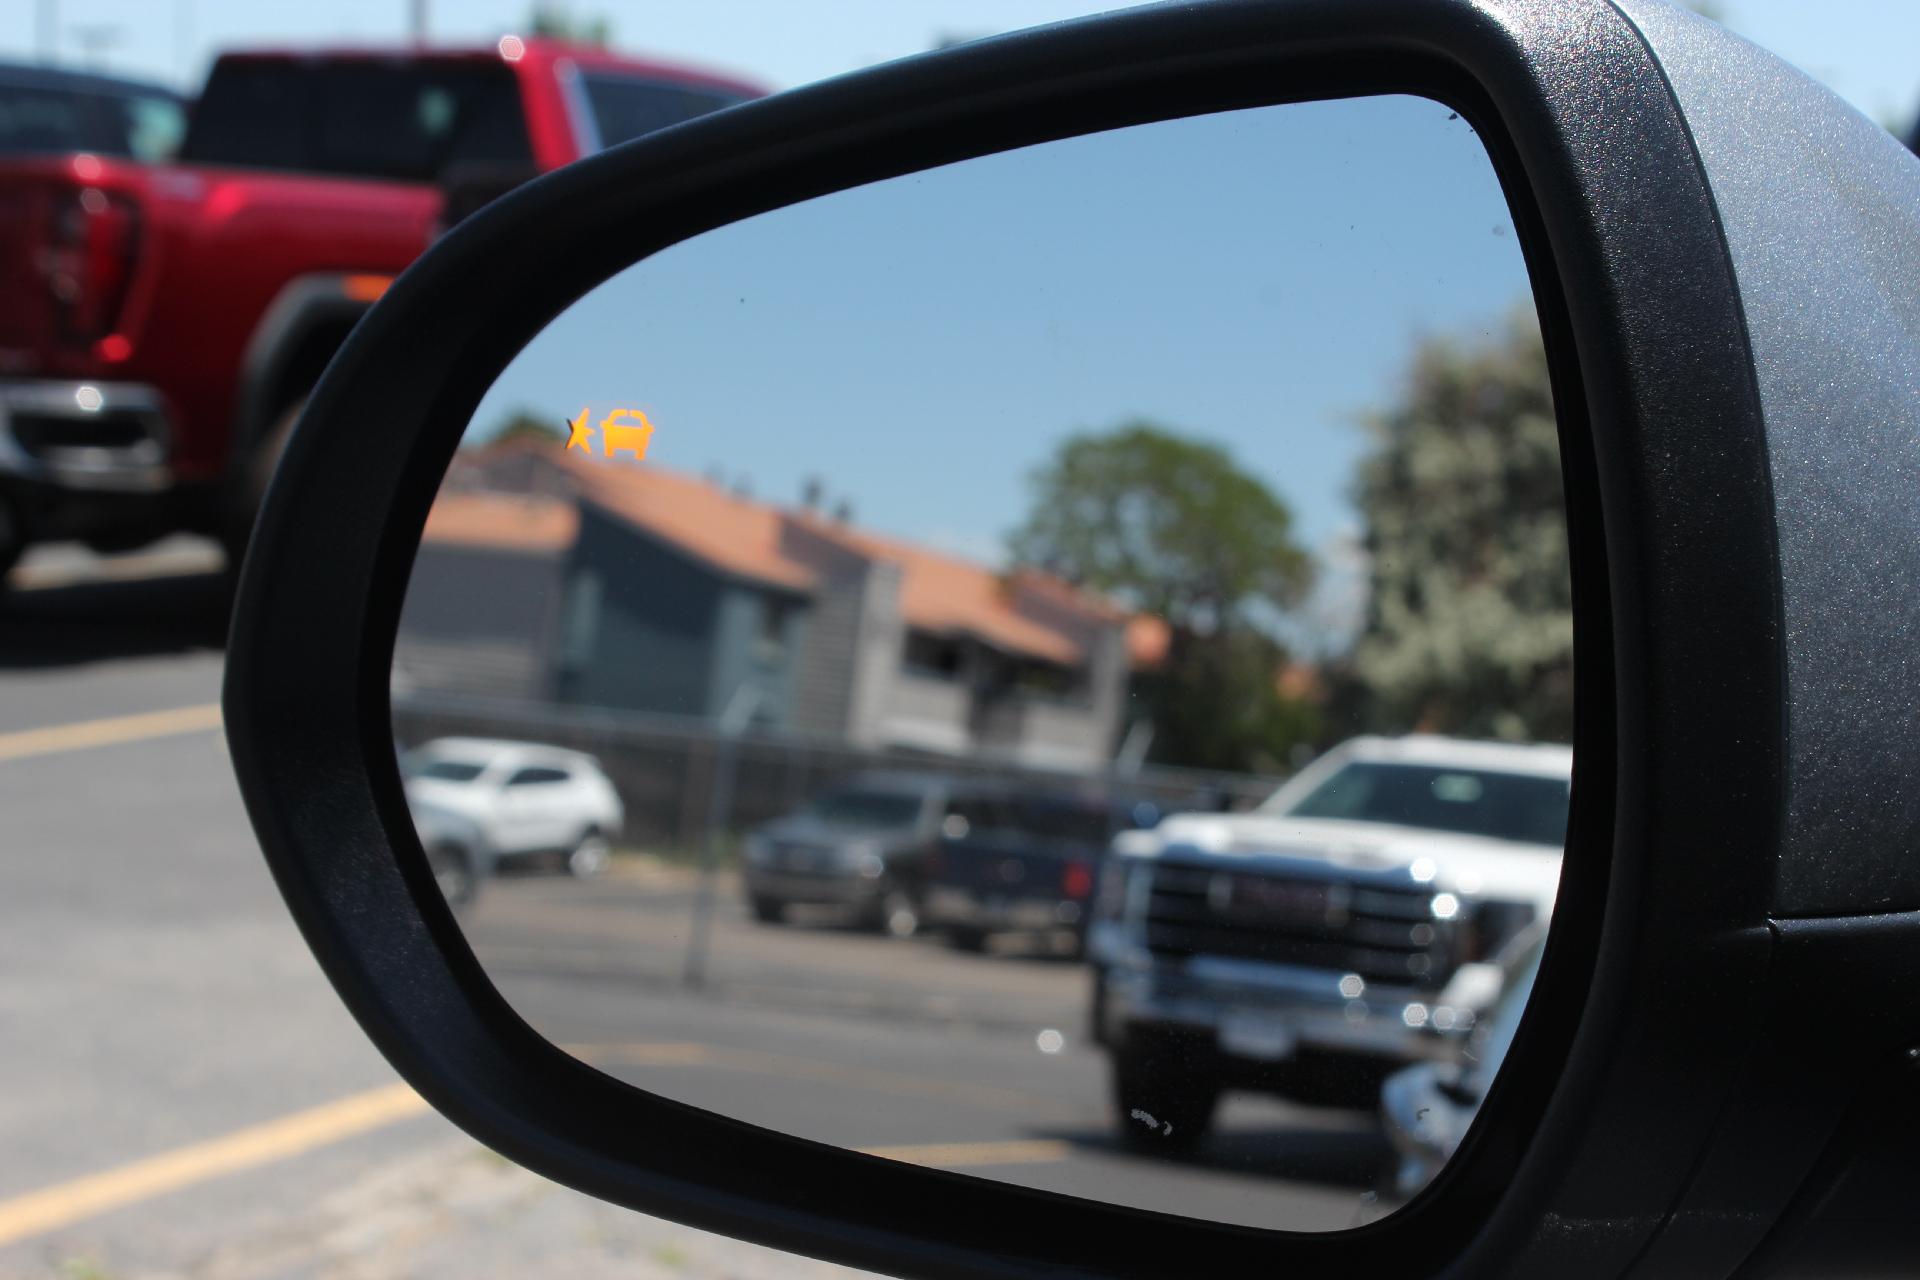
[924,787,1159,957]
[0,62,185,162]
[0,40,762,579]
[743,772,1016,939]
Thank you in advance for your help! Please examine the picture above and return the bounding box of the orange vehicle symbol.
[560,407,655,463]
[599,408,655,461]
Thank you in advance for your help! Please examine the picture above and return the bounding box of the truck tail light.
[1062,860,1094,900]
[42,180,140,342]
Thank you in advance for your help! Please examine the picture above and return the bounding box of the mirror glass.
[391,95,1571,1232]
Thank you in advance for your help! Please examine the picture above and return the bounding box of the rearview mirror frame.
[223,0,1920,1275]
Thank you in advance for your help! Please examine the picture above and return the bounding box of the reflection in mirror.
[391,96,1570,1232]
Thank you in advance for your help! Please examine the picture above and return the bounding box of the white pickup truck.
[1087,734,1571,1151]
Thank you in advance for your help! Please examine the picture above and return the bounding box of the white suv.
[401,738,625,878]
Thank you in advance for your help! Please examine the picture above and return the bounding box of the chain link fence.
[393,691,1285,854]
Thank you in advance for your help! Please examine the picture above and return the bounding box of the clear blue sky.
[7,1,1918,130]
[10,0,1908,646]
[469,96,1528,649]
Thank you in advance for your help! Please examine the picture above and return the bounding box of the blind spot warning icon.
[563,407,656,462]
[600,408,655,461]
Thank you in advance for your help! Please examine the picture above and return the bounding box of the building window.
[979,654,1084,703]
[1013,660,1079,699]
[756,596,793,664]
[559,570,602,671]
[903,629,963,679]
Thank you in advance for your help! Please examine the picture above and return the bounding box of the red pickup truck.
[0,39,763,578]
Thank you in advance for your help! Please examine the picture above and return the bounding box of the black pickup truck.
[0,62,185,161]
[923,787,1158,957]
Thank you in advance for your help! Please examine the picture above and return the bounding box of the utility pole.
[71,23,119,70]
[681,685,763,990]
[1107,719,1156,839]
[37,0,56,63]
[175,0,193,84]
[410,0,427,43]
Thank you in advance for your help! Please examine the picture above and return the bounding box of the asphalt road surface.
[468,871,1389,1232]
[0,544,1384,1279]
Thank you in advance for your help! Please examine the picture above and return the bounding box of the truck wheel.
[567,829,610,879]
[1111,1039,1218,1155]
[222,401,301,572]
[1088,968,1111,1045]
[426,842,478,907]
[946,925,990,953]
[749,895,786,924]
[0,496,23,598]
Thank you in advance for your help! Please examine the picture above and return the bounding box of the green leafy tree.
[1350,313,1573,742]
[1008,422,1317,772]
[490,409,565,447]
[528,4,611,45]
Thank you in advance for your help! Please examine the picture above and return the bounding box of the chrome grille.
[1142,860,1457,988]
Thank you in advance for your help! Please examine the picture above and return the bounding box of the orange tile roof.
[816,521,1086,665]
[1126,615,1172,669]
[420,491,578,553]
[566,457,819,591]
[456,440,1164,668]
[1276,661,1327,703]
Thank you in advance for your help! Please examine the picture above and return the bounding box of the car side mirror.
[223,1,1920,1276]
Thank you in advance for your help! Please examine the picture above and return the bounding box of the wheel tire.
[869,886,920,939]
[222,402,301,572]
[947,926,990,953]
[426,842,477,907]
[749,895,786,924]
[1110,1038,1219,1156]
[567,829,610,879]
[1089,967,1111,1046]
[0,496,24,598]
[1271,1050,1394,1108]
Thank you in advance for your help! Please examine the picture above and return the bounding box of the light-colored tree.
[1350,313,1573,743]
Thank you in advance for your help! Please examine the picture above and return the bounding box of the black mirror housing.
[223,0,1920,1275]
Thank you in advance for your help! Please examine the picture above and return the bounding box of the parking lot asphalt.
[0,548,1382,1277]
[468,869,1389,1231]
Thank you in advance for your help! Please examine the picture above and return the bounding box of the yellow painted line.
[858,1139,1071,1169]
[0,703,222,763]
[0,1082,428,1247]
[9,546,224,590]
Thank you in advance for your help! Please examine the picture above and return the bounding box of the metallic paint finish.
[1616,0,1920,917]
